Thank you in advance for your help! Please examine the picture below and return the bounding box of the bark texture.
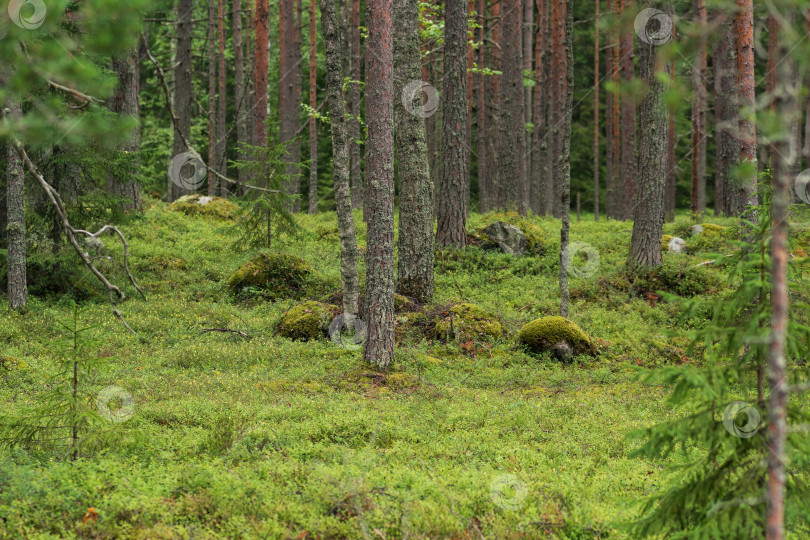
[207,0,217,195]
[107,47,142,211]
[233,0,247,195]
[593,0,599,221]
[254,0,270,149]
[309,0,318,213]
[713,12,739,216]
[549,0,565,218]
[531,0,548,214]
[618,0,636,220]
[350,0,363,210]
[280,0,302,209]
[394,0,434,302]
[217,0,227,196]
[690,0,706,216]
[171,0,194,201]
[735,0,758,212]
[364,0,396,368]
[6,100,27,311]
[436,0,469,248]
[558,0,572,317]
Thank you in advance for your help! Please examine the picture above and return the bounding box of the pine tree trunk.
[308,0,318,213]
[233,0,247,196]
[605,0,614,219]
[321,0,359,320]
[664,25,676,222]
[549,0,565,218]
[713,11,738,216]
[628,4,669,269]
[499,0,528,214]
[107,47,142,211]
[436,0,469,248]
[394,0,434,302]
[618,0,636,220]
[254,0,270,152]
[6,100,27,311]
[208,0,218,195]
[476,0,488,211]
[523,0,533,180]
[280,0,301,210]
[593,0,599,221]
[690,0,706,217]
[171,0,194,201]
[558,0,572,317]
[350,0,363,210]
[610,0,621,219]
[363,0,396,368]
[531,0,547,215]
[735,0,758,212]
[484,0,502,212]
[217,0,228,196]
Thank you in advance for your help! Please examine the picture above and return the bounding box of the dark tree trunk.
[207,0,217,195]
[363,0,396,368]
[713,11,738,216]
[605,0,614,218]
[483,0,501,212]
[628,4,669,269]
[610,0,621,219]
[499,0,528,214]
[254,0,270,151]
[690,0,706,217]
[6,100,27,311]
[618,0,636,220]
[308,0,318,213]
[735,0,758,213]
[171,0,194,201]
[558,0,572,317]
[394,0,434,302]
[476,0,488,212]
[531,0,548,215]
[523,0,533,179]
[665,25,676,222]
[234,0,247,196]
[350,0,363,210]
[217,0,228,196]
[321,0,359,320]
[280,0,302,210]
[436,0,469,247]
[549,0,565,218]
[593,0,599,221]
[107,47,142,211]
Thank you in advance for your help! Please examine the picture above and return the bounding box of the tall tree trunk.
[690,0,706,217]
[628,3,669,269]
[664,21,676,222]
[350,0,363,210]
[483,0,502,212]
[280,0,301,210]
[107,47,142,211]
[499,0,528,214]
[364,0,396,368]
[308,0,318,213]
[549,0,565,218]
[217,0,228,196]
[531,0,548,215]
[558,0,572,317]
[713,11,738,216]
[605,0,614,219]
[436,0,469,247]
[6,100,27,311]
[394,0,434,302]
[234,0,247,196]
[610,0,621,219]
[254,0,270,151]
[208,0,218,195]
[593,0,600,221]
[477,0,488,212]
[171,0,194,201]
[735,0,757,214]
[523,0,533,180]
[321,0,359,321]
[618,0,636,220]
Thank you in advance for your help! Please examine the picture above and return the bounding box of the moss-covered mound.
[277,301,339,341]
[228,252,316,300]
[518,316,597,360]
[468,212,547,255]
[168,194,238,220]
[1,356,28,371]
[431,303,505,342]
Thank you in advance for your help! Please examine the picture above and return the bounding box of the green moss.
[700,223,729,235]
[661,235,674,251]
[0,356,28,371]
[228,252,315,300]
[518,316,597,359]
[480,212,548,255]
[168,195,238,220]
[277,301,338,341]
[433,303,505,342]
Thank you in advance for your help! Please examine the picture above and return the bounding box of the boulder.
[228,252,314,300]
[686,224,703,237]
[518,316,597,360]
[483,222,527,255]
[432,303,505,342]
[168,194,237,220]
[278,301,339,341]
[661,235,687,253]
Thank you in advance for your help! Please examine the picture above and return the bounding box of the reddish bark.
[253,0,270,150]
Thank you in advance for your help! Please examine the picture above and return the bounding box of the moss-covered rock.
[168,194,238,220]
[277,301,339,341]
[518,316,597,360]
[228,252,315,300]
[432,303,505,342]
[661,235,686,253]
[468,212,547,255]
[0,356,28,371]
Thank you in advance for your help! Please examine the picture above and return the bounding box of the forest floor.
[2,199,809,539]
